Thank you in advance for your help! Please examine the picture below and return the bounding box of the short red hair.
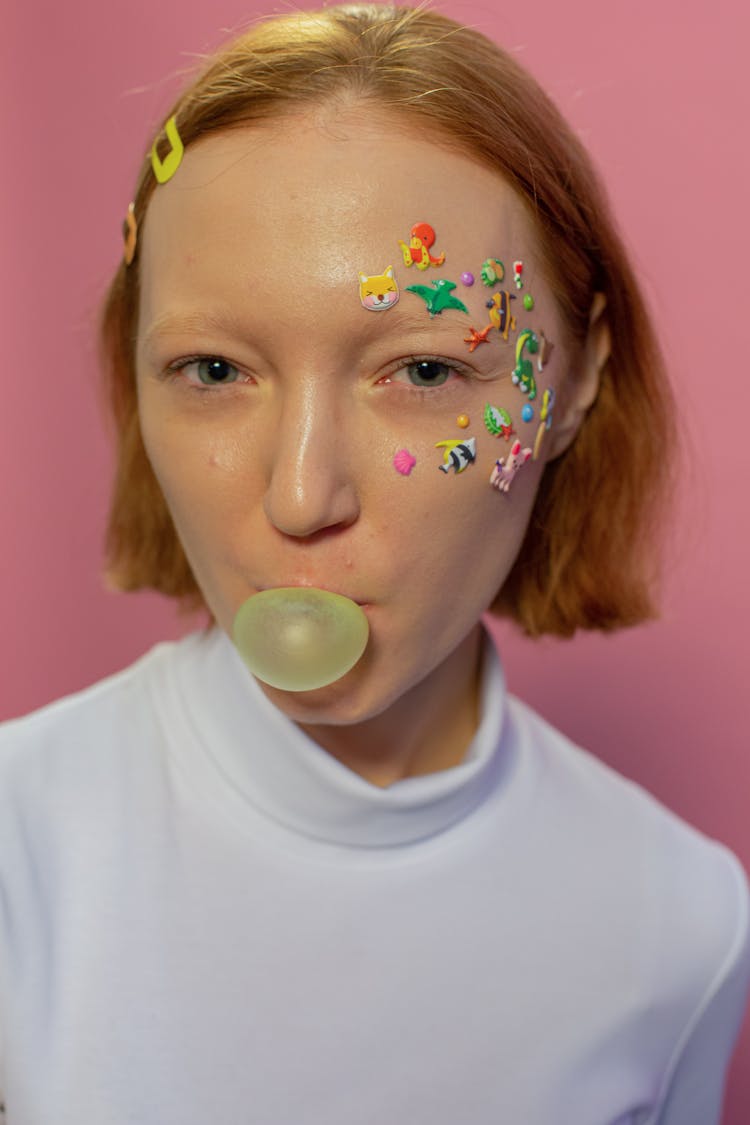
[99,3,676,637]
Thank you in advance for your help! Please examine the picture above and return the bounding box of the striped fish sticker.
[435,437,477,474]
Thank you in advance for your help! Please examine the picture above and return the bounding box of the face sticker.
[484,404,515,441]
[521,404,534,422]
[456,414,470,428]
[435,438,477,474]
[393,449,417,475]
[512,329,539,400]
[513,260,524,290]
[150,115,185,184]
[358,266,399,311]
[464,325,492,352]
[406,279,468,317]
[398,222,446,270]
[485,291,517,340]
[540,386,555,423]
[537,331,554,373]
[490,440,532,493]
[480,258,505,286]
[460,272,475,286]
[523,294,534,311]
[533,387,556,461]
[122,202,137,266]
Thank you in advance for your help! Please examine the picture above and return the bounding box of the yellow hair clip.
[150,115,184,184]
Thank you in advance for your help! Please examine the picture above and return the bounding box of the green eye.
[196,358,239,385]
[407,361,452,387]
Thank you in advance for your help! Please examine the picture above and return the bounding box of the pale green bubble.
[232,587,370,692]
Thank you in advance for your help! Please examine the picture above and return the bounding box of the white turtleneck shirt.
[0,627,748,1125]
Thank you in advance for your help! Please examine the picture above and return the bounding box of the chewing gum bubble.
[232,587,369,692]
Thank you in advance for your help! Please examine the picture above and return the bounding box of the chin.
[254,651,407,728]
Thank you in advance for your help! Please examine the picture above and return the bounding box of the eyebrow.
[141,311,248,352]
[140,305,487,357]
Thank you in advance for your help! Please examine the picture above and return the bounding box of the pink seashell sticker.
[393,449,417,476]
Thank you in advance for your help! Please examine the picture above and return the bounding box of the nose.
[262,376,360,538]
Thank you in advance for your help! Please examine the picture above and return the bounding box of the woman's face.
[136,113,567,723]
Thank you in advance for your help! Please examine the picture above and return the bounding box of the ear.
[546,292,611,460]
[358,273,367,284]
[385,266,394,278]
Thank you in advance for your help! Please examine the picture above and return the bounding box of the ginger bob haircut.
[99,2,676,639]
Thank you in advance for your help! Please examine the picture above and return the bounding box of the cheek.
[387,434,540,564]
[138,398,252,534]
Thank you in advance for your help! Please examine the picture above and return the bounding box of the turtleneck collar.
[165,624,518,849]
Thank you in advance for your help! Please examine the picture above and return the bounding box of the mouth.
[255,582,369,608]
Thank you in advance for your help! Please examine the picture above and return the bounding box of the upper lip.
[256,582,368,606]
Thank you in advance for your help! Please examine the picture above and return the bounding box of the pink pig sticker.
[489,439,532,493]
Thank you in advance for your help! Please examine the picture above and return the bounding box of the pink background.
[2,0,748,1115]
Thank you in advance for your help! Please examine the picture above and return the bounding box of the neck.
[297,627,484,788]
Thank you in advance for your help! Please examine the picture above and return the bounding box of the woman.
[1,5,748,1122]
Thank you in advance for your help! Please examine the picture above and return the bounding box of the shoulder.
[508,692,739,865]
[1,640,167,760]
[0,633,207,827]
[508,692,750,1025]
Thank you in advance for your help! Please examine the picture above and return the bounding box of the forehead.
[138,115,541,343]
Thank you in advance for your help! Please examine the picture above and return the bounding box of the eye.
[383,359,459,389]
[165,355,244,388]
[407,360,452,387]
[376,355,471,393]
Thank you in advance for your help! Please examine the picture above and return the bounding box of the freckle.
[185,253,196,267]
